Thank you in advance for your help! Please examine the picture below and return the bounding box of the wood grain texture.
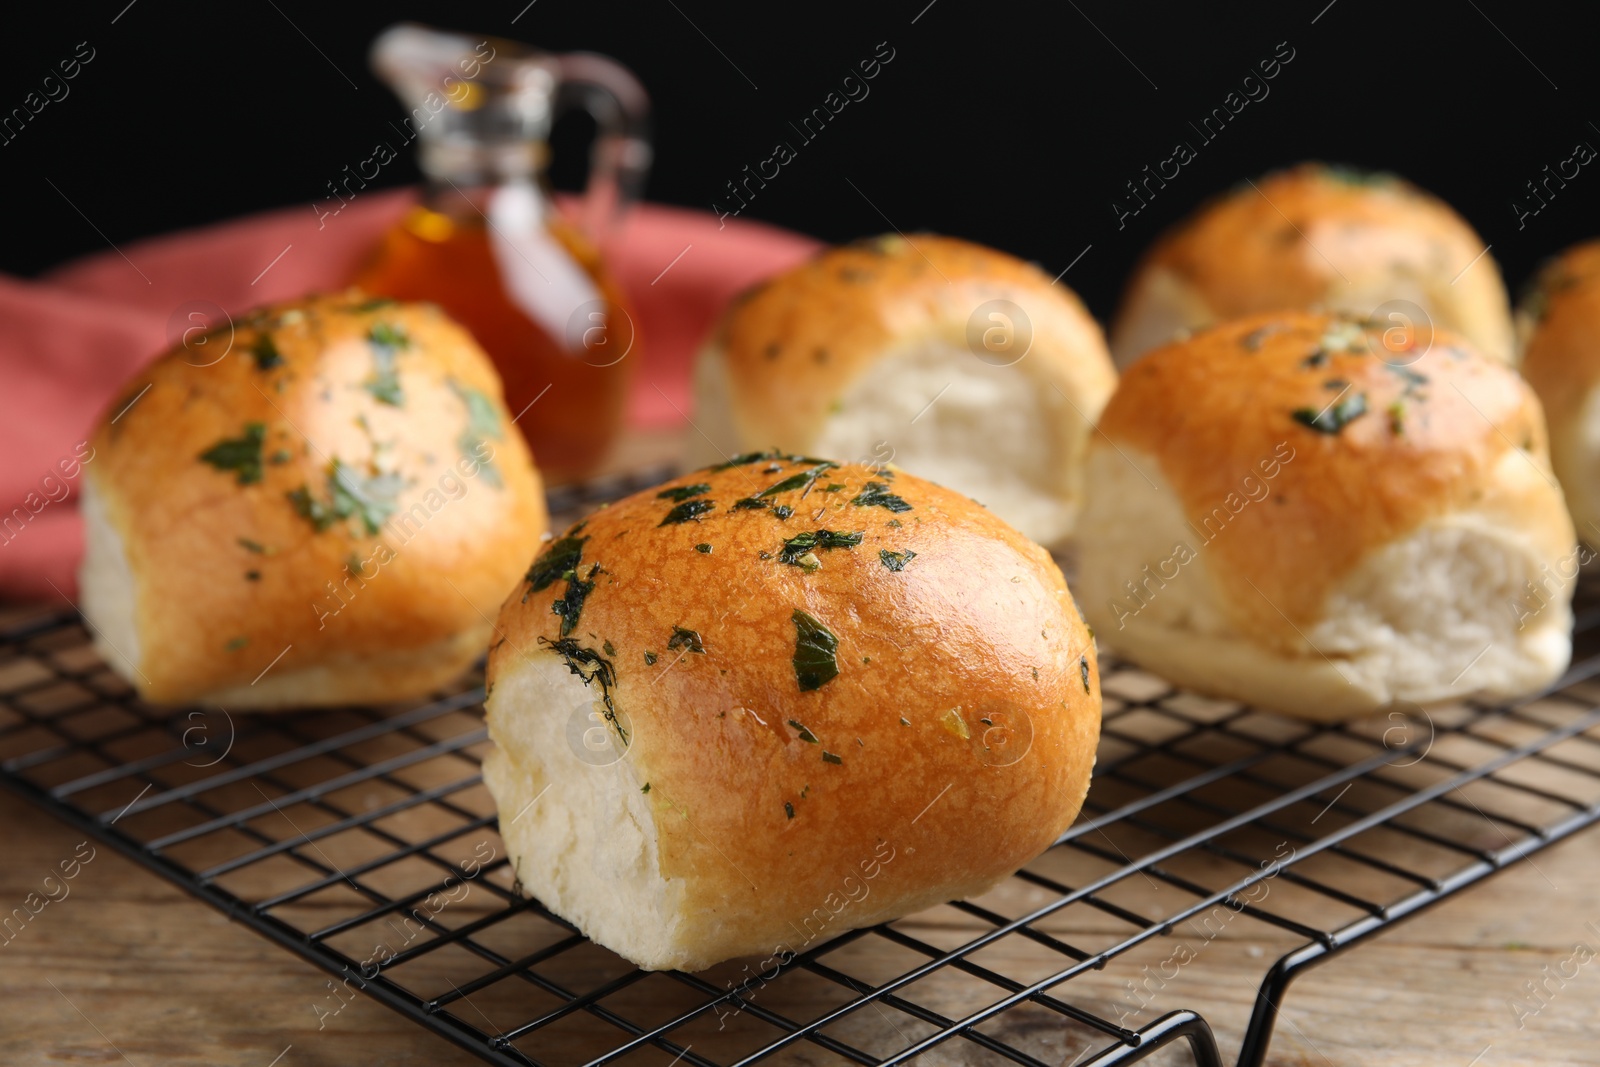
[2,780,1598,1066]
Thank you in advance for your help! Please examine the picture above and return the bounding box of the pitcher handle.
[552,53,652,240]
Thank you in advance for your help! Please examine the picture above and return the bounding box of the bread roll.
[688,234,1117,546]
[78,292,547,708]
[1076,311,1573,720]
[1110,164,1514,367]
[1519,241,1600,545]
[483,457,1100,971]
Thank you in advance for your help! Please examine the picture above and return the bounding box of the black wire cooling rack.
[5,464,1600,1067]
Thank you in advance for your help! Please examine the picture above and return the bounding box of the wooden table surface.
[4,430,1600,1066]
[3,781,1598,1067]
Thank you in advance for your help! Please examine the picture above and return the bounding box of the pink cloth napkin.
[0,190,820,602]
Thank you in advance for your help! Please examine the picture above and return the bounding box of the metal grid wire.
[4,465,1600,1067]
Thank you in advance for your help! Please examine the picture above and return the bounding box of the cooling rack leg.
[1236,944,1326,1067]
[1082,1010,1225,1067]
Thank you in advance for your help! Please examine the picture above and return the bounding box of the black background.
[2,0,1597,319]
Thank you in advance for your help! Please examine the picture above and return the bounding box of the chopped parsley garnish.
[778,529,863,566]
[364,321,410,406]
[1080,654,1091,693]
[658,483,711,502]
[552,564,599,637]
[706,449,833,472]
[821,483,846,493]
[450,381,504,487]
[252,334,284,371]
[644,651,658,665]
[879,549,917,572]
[851,481,912,513]
[603,640,617,656]
[1384,364,1429,390]
[707,450,777,471]
[758,462,838,500]
[541,637,626,745]
[1241,324,1282,352]
[822,751,842,765]
[641,782,651,794]
[1321,163,1395,187]
[660,499,716,526]
[1301,351,1328,368]
[1318,320,1368,354]
[370,320,407,349]
[353,297,398,312]
[225,636,249,652]
[784,801,795,819]
[268,449,292,464]
[238,537,270,554]
[526,533,589,594]
[1388,399,1406,436]
[199,423,267,485]
[791,610,839,692]
[730,497,795,520]
[245,570,261,581]
[668,626,706,654]
[695,543,712,554]
[523,534,599,634]
[1292,393,1368,435]
[788,719,820,743]
[287,458,403,535]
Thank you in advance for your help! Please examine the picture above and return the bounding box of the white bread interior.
[690,339,1086,545]
[1107,267,1213,368]
[684,344,742,471]
[483,655,688,967]
[78,476,143,684]
[1075,447,1573,720]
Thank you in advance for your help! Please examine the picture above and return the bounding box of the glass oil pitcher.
[354,23,651,481]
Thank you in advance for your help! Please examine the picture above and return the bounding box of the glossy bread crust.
[81,291,548,706]
[1110,164,1514,364]
[485,457,1101,970]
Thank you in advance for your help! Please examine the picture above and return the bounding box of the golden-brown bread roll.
[78,292,547,708]
[1518,240,1600,545]
[483,457,1101,971]
[1076,311,1573,721]
[687,234,1117,546]
[1110,164,1514,367]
